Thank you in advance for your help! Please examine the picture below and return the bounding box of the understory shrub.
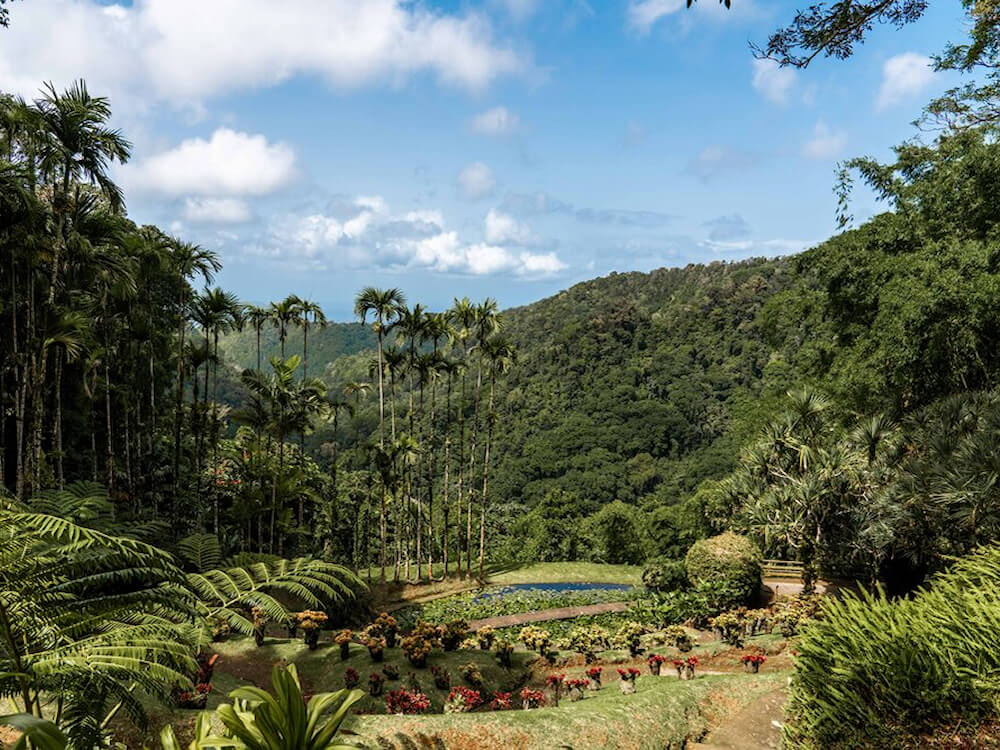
[641,556,689,593]
[685,532,761,604]
[786,546,1000,748]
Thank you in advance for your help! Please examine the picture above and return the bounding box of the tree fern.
[177,533,223,571]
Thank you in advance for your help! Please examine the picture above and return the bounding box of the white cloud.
[877,52,935,110]
[124,129,296,196]
[248,196,565,277]
[484,208,539,245]
[494,0,540,21]
[0,0,527,110]
[470,106,521,136]
[702,238,812,255]
[457,162,496,199]
[802,121,847,160]
[627,0,684,34]
[182,197,252,224]
[752,58,796,104]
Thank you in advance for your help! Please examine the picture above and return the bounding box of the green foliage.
[161,664,363,750]
[0,714,67,750]
[786,546,1000,747]
[582,501,648,564]
[641,557,689,592]
[685,532,761,603]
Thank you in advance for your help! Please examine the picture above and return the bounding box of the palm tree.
[450,296,476,575]
[169,241,221,507]
[244,304,270,373]
[269,295,301,359]
[478,336,515,577]
[354,287,405,449]
[295,297,327,380]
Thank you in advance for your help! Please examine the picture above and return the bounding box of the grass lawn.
[487,562,642,586]
[345,671,787,750]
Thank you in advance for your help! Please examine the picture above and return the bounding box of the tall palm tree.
[354,287,405,450]
[295,297,327,380]
[269,295,301,360]
[169,241,220,507]
[478,336,515,577]
[450,297,476,575]
[244,304,270,373]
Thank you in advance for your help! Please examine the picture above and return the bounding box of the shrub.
[385,688,430,715]
[520,688,545,709]
[494,638,514,668]
[613,621,646,656]
[382,664,400,681]
[563,625,611,661]
[710,611,745,647]
[374,612,398,645]
[518,625,551,654]
[430,665,451,689]
[642,557,689,593]
[441,619,470,651]
[490,691,514,710]
[662,624,693,652]
[476,625,496,650]
[685,532,761,604]
[445,686,482,713]
[344,668,359,689]
[400,635,432,667]
[458,662,483,687]
[786,547,1000,747]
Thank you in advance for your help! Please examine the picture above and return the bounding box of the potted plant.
[614,622,646,658]
[617,667,640,695]
[565,678,589,701]
[441,619,470,651]
[445,686,483,713]
[476,625,496,650]
[374,612,399,648]
[430,665,451,689]
[741,653,767,673]
[334,629,353,660]
[368,672,385,697]
[490,691,514,711]
[251,606,267,647]
[344,667,360,689]
[648,653,668,676]
[295,610,328,650]
[520,687,545,709]
[385,688,430,715]
[401,634,432,668]
[365,636,386,662]
[683,655,699,680]
[663,624,693,653]
[546,673,565,705]
[382,663,400,681]
[585,666,602,690]
[459,662,483,687]
[672,659,685,678]
[495,638,514,668]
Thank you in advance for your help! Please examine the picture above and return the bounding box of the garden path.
[689,683,787,750]
[466,601,630,629]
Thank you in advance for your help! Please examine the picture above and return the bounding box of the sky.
[0,0,968,319]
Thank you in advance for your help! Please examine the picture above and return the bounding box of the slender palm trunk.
[173,289,186,508]
[478,368,497,579]
[53,348,64,489]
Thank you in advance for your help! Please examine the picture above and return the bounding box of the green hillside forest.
[8,2,1000,748]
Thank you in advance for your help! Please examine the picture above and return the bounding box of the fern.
[177,533,223,571]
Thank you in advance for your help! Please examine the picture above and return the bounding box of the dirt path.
[466,601,629,629]
[690,684,788,750]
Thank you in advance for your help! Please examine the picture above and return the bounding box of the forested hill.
[218,320,374,372]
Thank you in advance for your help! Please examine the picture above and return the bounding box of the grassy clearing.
[346,672,787,750]
[487,562,642,586]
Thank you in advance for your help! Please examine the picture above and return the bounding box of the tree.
[354,287,405,451]
[294,297,327,380]
[478,335,515,578]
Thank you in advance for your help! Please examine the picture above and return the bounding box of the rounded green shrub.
[641,557,689,592]
[684,532,761,603]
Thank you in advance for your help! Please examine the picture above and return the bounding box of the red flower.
[586,666,602,679]
[546,673,566,687]
[686,656,699,667]
[385,688,430,714]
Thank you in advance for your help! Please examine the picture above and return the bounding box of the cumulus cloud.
[702,238,812,256]
[123,129,296,196]
[182,197,253,224]
[802,121,847,160]
[627,0,684,34]
[877,52,935,110]
[683,146,758,182]
[751,58,796,104]
[470,106,521,136]
[246,196,565,277]
[457,162,496,199]
[0,0,527,110]
[484,208,540,245]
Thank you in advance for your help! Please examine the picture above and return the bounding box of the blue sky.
[1,0,968,319]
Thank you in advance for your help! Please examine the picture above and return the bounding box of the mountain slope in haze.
[218,321,374,373]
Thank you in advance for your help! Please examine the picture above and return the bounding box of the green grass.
[346,672,787,750]
[487,562,642,586]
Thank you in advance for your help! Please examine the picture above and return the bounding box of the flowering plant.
[368,672,385,696]
[565,678,590,690]
[375,612,398,646]
[648,654,668,666]
[520,687,546,708]
[445,686,482,713]
[334,629,353,645]
[741,653,767,665]
[459,662,483,686]
[385,688,430,715]
[519,625,551,654]
[494,638,515,667]
[401,635,431,667]
[586,666,603,680]
[490,691,514,710]
[430,665,451,689]
[344,668,360,689]
[617,667,640,681]
[546,673,566,688]
[686,656,699,667]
